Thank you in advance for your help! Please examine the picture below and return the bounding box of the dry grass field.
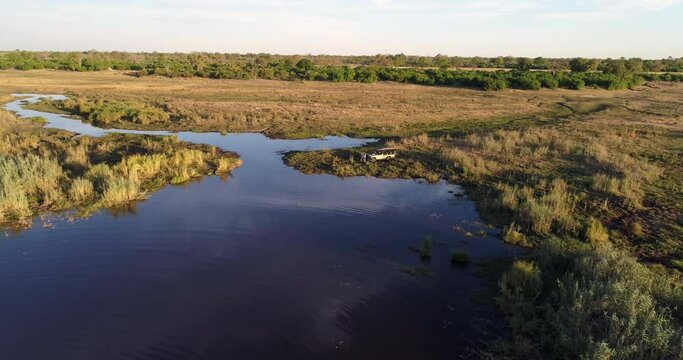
[3,70,679,138]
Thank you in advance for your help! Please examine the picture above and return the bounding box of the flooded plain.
[0,95,516,359]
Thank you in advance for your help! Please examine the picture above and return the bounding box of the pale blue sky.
[1,0,681,58]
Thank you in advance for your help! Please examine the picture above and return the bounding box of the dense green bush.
[497,239,683,359]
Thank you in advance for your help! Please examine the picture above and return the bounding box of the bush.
[497,240,683,359]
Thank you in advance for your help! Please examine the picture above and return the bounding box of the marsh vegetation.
[1,70,681,358]
[0,105,240,227]
[282,83,683,357]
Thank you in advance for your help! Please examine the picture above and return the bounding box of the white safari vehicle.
[367,148,397,161]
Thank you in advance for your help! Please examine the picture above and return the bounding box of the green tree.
[532,57,550,69]
[569,58,593,72]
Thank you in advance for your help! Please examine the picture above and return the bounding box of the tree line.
[1,51,682,90]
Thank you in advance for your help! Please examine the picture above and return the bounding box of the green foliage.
[2,51,680,90]
[3,51,680,73]
[59,98,169,126]
[497,240,683,359]
[569,58,595,72]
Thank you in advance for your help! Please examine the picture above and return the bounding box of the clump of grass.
[498,260,542,315]
[584,217,609,245]
[216,156,241,174]
[86,164,115,194]
[592,172,621,194]
[0,189,31,222]
[69,178,94,203]
[592,172,644,208]
[671,260,683,271]
[441,148,496,176]
[419,235,433,260]
[101,177,141,206]
[450,249,470,265]
[502,222,532,247]
[170,168,191,184]
[0,155,65,223]
[629,221,644,238]
[496,179,576,236]
[64,143,90,170]
[585,141,610,163]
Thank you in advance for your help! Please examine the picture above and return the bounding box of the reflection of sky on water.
[0,95,516,359]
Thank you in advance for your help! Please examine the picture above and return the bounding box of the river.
[0,95,515,359]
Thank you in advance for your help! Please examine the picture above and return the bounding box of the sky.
[0,0,681,58]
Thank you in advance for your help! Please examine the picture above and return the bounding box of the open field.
[0,69,675,138]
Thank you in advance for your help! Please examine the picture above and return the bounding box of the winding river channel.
[1,95,516,359]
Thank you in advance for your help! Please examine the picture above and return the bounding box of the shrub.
[497,240,683,359]
[498,260,542,343]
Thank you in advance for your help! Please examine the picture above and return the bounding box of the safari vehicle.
[367,148,397,161]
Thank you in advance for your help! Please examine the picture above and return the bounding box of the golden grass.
[3,69,674,138]
[0,102,241,226]
[283,80,682,262]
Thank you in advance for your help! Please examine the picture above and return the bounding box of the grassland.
[0,69,637,137]
[285,83,683,264]
[1,70,681,357]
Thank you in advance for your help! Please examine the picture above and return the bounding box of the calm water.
[1,95,515,359]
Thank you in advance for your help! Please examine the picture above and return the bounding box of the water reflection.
[0,95,516,359]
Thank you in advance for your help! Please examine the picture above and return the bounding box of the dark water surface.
[1,95,515,359]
